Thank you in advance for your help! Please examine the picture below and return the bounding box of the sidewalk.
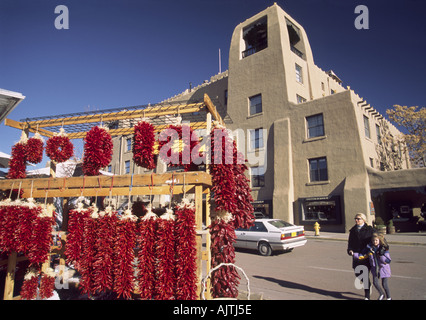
[305,230,426,246]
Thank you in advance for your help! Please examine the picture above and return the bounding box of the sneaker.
[387,298,392,300]
[378,294,384,300]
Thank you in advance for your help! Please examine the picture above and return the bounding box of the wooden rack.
[0,94,224,300]
[0,171,212,300]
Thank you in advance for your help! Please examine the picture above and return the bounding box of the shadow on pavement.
[253,275,362,300]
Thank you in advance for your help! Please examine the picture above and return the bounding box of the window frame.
[249,128,264,150]
[296,94,307,104]
[306,113,325,139]
[363,115,371,139]
[295,63,303,83]
[251,165,265,188]
[308,157,328,182]
[249,94,262,116]
[125,160,131,174]
[126,137,132,152]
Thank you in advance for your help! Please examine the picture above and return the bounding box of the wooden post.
[204,188,212,299]
[195,185,203,298]
[3,252,17,300]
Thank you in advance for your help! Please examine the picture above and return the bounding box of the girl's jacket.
[353,244,391,278]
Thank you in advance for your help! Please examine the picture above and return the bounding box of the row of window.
[250,156,328,188]
[363,114,382,143]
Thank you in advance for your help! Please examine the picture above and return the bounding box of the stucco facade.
[110,4,425,232]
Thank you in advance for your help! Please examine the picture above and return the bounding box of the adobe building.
[110,4,426,232]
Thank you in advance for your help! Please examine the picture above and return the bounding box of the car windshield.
[267,220,293,229]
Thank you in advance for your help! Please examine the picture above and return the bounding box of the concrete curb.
[305,233,426,246]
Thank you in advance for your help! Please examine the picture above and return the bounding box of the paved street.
[234,237,426,300]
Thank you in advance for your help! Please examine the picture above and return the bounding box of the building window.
[286,18,304,59]
[224,90,228,105]
[363,115,370,139]
[295,64,303,83]
[242,16,268,58]
[321,82,325,91]
[300,196,342,223]
[309,157,328,182]
[125,160,130,174]
[297,94,306,104]
[251,166,265,188]
[249,94,262,115]
[376,124,381,144]
[306,114,324,138]
[107,165,112,173]
[126,138,132,152]
[250,128,264,149]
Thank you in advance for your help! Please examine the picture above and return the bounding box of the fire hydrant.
[314,222,320,236]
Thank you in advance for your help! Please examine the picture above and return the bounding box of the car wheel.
[258,242,272,256]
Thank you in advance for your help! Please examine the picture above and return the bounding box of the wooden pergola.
[4,94,223,139]
[0,94,224,300]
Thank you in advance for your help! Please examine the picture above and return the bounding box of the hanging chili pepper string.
[208,124,248,299]
[65,202,91,268]
[92,206,118,293]
[20,267,40,300]
[45,128,74,163]
[82,126,113,176]
[113,208,137,299]
[209,214,240,298]
[156,208,176,300]
[7,132,28,179]
[133,120,156,170]
[26,132,44,165]
[27,203,56,265]
[79,205,98,296]
[39,268,56,299]
[174,198,197,300]
[137,206,158,300]
[16,198,39,254]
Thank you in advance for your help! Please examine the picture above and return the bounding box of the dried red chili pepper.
[26,133,44,164]
[83,126,113,176]
[39,269,56,299]
[113,209,137,299]
[92,208,118,293]
[174,199,197,300]
[7,140,27,179]
[79,206,99,296]
[45,128,74,163]
[133,120,156,170]
[156,208,176,300]
[20,268,40,300]
[65,203,91,268]
[27,206,56,265]
[137,207,158,300]
[158,124,200,171]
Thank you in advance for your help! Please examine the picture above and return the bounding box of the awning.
[0,151,11,169]
[0,88,25,123]
[307,201,335,207]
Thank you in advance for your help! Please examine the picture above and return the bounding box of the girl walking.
[354,233,392,300]
[369,233,392,300]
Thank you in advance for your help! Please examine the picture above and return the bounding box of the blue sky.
[1,0,425,168]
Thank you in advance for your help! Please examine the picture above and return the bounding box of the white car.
[235,219,307,256]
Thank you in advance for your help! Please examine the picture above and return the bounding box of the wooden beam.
[65,121,208,139]
[4,118,55,138]
[24,103,205,129]
[204,94,223,125]
[0,172,212,198]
